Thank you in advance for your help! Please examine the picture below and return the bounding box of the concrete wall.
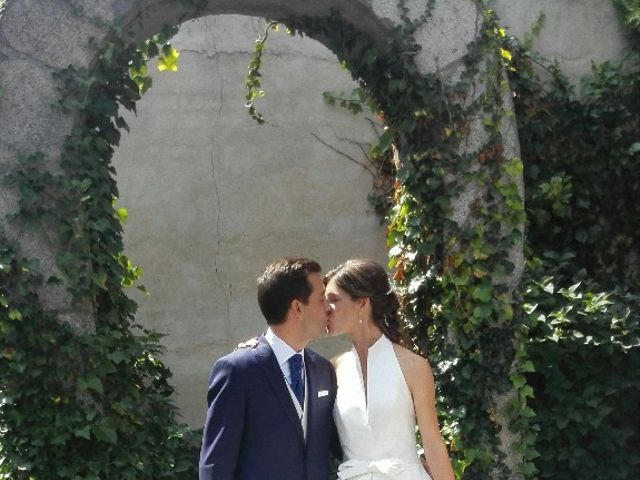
[112,2,633,428]
[113,15,386,427]
[492,0,633,83]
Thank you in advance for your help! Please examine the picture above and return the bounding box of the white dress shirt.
[265,327,309,438]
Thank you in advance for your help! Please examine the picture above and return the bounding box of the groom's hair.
[257,257,321,325]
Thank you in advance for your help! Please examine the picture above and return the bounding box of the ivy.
[521,260,640,478]
[1,22,199,480]
[273,3,536,478]
[245,20,281,124]
[313,3,639,478]
[615,0,640,49]
[268,2,638,478]
[504,10,640,477]
[3,1,638,479]
[509,58,640,288]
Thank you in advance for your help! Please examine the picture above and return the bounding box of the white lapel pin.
[318,390,329,398]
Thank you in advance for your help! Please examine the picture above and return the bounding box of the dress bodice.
[333,335,431,480]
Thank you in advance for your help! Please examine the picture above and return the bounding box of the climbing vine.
[246,2,537,477]
[2,2,534,476]
[615,0,640,48]
[303,4,640,479]
[248,1,639,478]
[1,24,199,479]
[504,13,640,477]
[2,0,638,479]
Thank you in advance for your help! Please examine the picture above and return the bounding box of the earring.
[358,310,363,324]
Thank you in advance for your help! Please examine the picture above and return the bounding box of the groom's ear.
[291,299,304,318]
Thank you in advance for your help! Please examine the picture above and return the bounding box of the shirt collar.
[265,327,305,368]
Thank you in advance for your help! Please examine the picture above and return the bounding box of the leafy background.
[1,1,639,479]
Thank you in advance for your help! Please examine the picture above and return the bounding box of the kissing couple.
[199,257,455,480]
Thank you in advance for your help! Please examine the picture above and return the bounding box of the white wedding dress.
[333,335,432,480]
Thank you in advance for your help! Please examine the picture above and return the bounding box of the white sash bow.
[337,458,406,479]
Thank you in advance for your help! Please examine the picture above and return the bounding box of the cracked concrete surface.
[113,14,380,426]
[209,137,230,342]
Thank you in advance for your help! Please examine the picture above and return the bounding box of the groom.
[199,257,338,480]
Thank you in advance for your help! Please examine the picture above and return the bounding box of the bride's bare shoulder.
[392,342,433,380]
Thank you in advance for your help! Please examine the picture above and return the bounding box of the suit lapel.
[304,350,318,451]
[254,336,305,443]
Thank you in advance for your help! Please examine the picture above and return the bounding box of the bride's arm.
[405,354,455,480]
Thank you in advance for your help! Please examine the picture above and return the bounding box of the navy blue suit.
[199,335,337,480]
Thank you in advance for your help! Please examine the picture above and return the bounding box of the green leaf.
[574,229,587,243]
[78,374,104,394]
[472,284,493,302]
[93,424,118,444]
[503,157,524,176]
[157,47,180,72]
[51,433,69,446]
[46,275,63,285]
[107,350,129,364]
[92,272,107,288]
[452,274,469,286]
[389,78,407,92]
[74,425,92,440]
[520,461,538,476]
[520,360,536,373]
[502,302,513,320]
[116,207,128,223]
[520,385,535,398]
[370,129,395,158]
[472,304,492,320]
[511,373,527,389]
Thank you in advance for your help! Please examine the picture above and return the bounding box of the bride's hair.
[324,259,406,345]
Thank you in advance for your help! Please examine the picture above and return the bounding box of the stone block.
[491,0,633,83]
[0,58,71,174]
[414,0,479,73]
[0,0,109,70]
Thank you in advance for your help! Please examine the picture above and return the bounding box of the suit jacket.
[199,335,338,480]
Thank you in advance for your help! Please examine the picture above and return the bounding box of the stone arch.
[0,0,495,327]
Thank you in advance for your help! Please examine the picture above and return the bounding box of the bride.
[324,259,455,480]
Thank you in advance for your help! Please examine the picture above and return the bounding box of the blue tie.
[289,353,304,407]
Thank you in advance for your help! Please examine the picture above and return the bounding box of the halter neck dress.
[333,335,432,480]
